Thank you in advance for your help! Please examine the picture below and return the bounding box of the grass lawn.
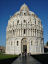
[31,54,48,64]
[0,53,18,60]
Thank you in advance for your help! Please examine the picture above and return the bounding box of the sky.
[0,0,48,46]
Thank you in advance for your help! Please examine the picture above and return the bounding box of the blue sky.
[0,0,48,46]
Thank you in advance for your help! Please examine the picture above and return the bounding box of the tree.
[46,41,48,46]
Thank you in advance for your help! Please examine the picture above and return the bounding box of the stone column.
[19,29,20,36]
[36,30,37,37]
[27,42,29,53]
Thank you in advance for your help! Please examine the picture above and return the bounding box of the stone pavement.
[12,55,42,64]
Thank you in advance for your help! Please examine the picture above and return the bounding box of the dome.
[20,3,29,11]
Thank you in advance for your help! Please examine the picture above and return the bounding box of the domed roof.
[20,3,29,11]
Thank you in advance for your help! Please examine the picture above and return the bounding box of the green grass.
[0,54,18,60]
[31,54,48,64]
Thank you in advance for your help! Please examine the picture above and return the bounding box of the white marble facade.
[6,4,44,55]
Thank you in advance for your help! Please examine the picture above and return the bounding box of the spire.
[20,3,29,11]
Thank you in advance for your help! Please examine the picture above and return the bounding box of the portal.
[23,45,27,53]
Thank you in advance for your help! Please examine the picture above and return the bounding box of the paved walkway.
[12,55,42,64]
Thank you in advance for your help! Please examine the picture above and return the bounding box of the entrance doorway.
[21,38,29,55]
[23,45,27,53]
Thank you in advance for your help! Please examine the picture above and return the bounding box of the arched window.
[38,21,40,25]
[31,41,32,45]
[24,20,26,23]
[24,29,26,34]
[35,20,36,24]
[17,20,19,24]
[24,13,26,15]
[13,30,14,34]
[17,41,18,46]
[13,21,14,27]
[35,29,36,36]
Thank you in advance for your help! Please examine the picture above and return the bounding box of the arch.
[21,38,29,54]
